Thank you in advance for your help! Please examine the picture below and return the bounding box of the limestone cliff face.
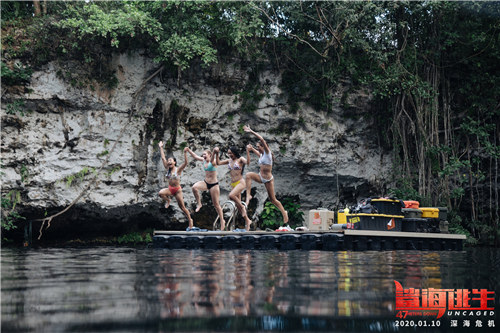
[1,52,392,236]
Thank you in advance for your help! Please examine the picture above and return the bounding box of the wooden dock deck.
[153,229,466,251]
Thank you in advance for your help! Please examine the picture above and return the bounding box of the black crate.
[347,214,403,232]
[402,218,441,233]
[402,208,422,219]
[370,199,404,215]
[437,207,448,221]
[402,218,428,232]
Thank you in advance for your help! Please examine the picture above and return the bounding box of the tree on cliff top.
[53,1,265,82]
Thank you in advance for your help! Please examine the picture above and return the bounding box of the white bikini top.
[258,151,273,166]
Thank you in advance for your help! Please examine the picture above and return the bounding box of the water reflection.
[1,248,499,332]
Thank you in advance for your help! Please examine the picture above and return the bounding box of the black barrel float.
[368,237,382,251]
[443,239,457,251]
[153,235,168,248]
[280,234,300,250]
[381,238,394,250]
[259,235,278,250]
[203,236,221,249]
[300,234,320,250]
[184,235,202,249]
[221,235,240,249]
[428,239,440,251]
[240,235,258,249]
[354,236,368,251]
[322,233,343,251]
[168,235,186,249]
[394,238,405,250]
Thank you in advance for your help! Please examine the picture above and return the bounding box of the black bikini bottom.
[205,180,219,190]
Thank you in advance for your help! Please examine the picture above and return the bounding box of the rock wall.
[1,52,393,237]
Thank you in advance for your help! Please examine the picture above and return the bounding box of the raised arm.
[243,125,270,154]
[159,141,169,168]
[214,147,229,165]
[177,148,189,174]
[210,148,218,165]
[246,144,252,165]
[247,144,260,156]
[186,147,204,162]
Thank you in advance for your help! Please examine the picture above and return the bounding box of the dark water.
[1,247,499,332]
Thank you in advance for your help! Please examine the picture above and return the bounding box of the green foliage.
[389,178,428,204]
[260,196,304,229]
[460,118,500,159]
[1,190,25,231]
[49,1,264,75]
[260,202,279,229]
[5,99,26,116]
[105,73,119,89]
[237,83,264,114]
[1,1,35,22]
[63,167,94,188]
[1,62,32,85]
[55,2,162,48]
[117,231,152,245]
[97,150,109,158]
[238,124,245,135]
[447,211,478,246]
[106,166,121,178]
[20,165,29,184]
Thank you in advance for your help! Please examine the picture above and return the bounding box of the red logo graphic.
[394,280,495,319]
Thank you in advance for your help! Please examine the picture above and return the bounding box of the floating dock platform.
[153,230,466,251]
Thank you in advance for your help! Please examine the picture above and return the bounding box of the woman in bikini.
[214,146,253,231]
[158,141,194,229]
[186,147,226,230]
[244,125,289,226]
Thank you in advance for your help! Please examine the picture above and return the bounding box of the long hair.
[229,146,240,158]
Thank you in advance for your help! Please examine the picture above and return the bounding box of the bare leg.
[174,190,194,228]
[229,180,252,230]
[245,172,261,206]
[192,180,207,212]
[159,188,172,208]
[265,180,289,224]
[210,185,226,231]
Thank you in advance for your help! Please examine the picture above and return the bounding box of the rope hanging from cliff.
[34,66,164,240]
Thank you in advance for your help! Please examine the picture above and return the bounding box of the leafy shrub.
[388,178,431,206]
[260,195,304,229]
[5,100,26,116]
[448,211,478,246]
[1,62,32,85]
[117,232,152,245]
[1,190,25,232]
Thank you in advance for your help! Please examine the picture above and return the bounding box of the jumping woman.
[158,141,194,229]
[244,125,289,226]
[186,147,226,230]
[214,146,253,231]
